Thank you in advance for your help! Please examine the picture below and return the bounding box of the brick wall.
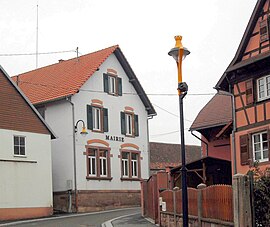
[0,70,50,135]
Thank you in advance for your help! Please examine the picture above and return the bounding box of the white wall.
[45,100,74,192]
[0,129,52,208]
[43,53,150,192]
[72,53,149,190]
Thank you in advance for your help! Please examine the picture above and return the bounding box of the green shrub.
[250,165,270,227]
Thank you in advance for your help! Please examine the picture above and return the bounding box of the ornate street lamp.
[72,119,88,212]
[75,120,88,136]
[168,35,190,227]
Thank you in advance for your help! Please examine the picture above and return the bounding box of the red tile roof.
[150,142,201,170]
[12,46,118,104]
[190,94,232,131]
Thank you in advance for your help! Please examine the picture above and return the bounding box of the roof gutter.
[190,130,208,157]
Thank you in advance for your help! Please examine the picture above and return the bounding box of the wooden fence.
[141,171,169,223]
[159,185,234,227]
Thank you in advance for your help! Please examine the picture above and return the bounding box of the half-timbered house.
[216,0,270,175]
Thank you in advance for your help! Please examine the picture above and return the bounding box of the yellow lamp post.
[168,35,190,227]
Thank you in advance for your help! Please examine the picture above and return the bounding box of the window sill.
[86,176,112,181]
[257,96,270,102]
[125,134,135,138]
[0,158,37,163]
[256,160,270,165]
[121,177,142,181]
[108,92,119,97]
[92,129,104,134]
[14,155,27,158]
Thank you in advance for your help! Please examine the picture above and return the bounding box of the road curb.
[0,207,139,227]
[101,212,140,227]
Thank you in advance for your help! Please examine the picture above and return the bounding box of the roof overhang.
[170,156,231,174]
[114,48,157,117]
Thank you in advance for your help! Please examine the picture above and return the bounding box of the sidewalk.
[103,212,156,227]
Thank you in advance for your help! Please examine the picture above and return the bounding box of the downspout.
[190,130,208,157]
[66,97,78,212]
[228,83,237,175]
[215,78,237,175]
[147,114,154,178]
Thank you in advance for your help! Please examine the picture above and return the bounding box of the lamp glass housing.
[168,47,190,62]
[80,127,88,137]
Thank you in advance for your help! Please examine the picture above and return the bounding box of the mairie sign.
[105,135,124,142]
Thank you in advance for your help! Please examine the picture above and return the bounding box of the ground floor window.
[240,130,269,165]
[85,146,111,180]
[252,131,268,162]
[121,150,141,180]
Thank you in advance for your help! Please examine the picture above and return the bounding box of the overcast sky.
[0,0,258,145]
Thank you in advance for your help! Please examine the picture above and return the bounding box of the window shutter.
[120,112,126,135]
[260,18,269,43]
[103,73,109,93]
[245,80,254,105]
[103,108,109,132]
[240,134,250,165]
[87,105,93,130]
[134,114,139,137]
[118,77,122,96]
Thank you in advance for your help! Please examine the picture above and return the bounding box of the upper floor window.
[257,75,270,101]
[120,109,139,137]
[103,73,122,96]
[92,107,101,131]
[87,102,108,133]
[125,113,134,136]
[108,75,116,94]
[14,136,26,156]
[260,18,269,43]
[85,147,111,180]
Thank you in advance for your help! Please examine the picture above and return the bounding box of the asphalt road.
[0,207,143,227]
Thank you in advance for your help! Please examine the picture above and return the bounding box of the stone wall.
[53,190,141,213]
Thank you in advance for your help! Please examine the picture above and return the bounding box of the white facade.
[0,129,53,208]
[44,54,151,193]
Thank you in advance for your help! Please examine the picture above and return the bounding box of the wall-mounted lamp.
[74,120,88,136]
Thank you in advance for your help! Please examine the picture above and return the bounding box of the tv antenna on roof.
[36,2,39,68]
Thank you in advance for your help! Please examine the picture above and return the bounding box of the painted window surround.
[84,140,112,181]
[120,106,139,137]
[87,99,108,133]
[119,143,142,181]
[103,68,122,96]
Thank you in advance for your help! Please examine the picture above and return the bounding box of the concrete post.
[173,187,179,227]
[197,183,206,227]
[233,174,252,227]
